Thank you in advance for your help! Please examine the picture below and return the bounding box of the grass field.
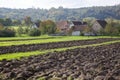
[0,35,50,41]
[0,36,119,46]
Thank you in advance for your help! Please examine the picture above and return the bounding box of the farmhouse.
[92,20,107,33]
[56,21,69,34]
[31,24,38,29]
[56,21,88,36]
[70,21,88,36]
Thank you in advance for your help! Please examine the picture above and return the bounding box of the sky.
[0,0,120,9]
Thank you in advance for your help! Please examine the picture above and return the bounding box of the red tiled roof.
[56,21,69,29]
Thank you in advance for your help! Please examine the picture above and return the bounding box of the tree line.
[0,16,120,37]
[0,16,56,37]
[0,4,120,21]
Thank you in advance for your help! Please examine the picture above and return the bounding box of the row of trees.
[0,16,33,27]
[0,16,57,37]
[16,20,56,36]
[0,5,120,21]
[0,16,120,37]
[0,18,12,26]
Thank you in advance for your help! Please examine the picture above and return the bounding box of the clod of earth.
[0,42,120,80]
[0,38,119,54]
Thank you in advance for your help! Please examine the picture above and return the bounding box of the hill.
[0,5,120,21]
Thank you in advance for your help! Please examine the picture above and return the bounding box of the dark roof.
[72,21,87,25]
[72,21,82,25]
[83,22,87,25]
[96,20,107,28]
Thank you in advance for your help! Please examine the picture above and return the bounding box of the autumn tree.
[40,20,56,35]
[40,21,46,34]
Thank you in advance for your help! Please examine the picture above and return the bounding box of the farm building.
[92,20,107,34]
[70,21,88,36]
[31,24,38,29]
[56,21,88,36]
[56,21,70,34]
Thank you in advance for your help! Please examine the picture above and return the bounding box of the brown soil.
[0,38,119,54]
[0,42,120,80]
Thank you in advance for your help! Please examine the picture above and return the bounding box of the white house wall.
[72,31,80,36]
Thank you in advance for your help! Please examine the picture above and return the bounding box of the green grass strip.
[0,40,120,60]
[0,36,119,46]
[0,36,96,46]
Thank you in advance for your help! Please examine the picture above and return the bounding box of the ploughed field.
[0,42,120,80]
[0,38,120,54]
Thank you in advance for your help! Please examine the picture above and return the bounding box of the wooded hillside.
[0,5,120,21]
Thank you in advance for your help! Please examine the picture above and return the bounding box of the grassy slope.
[0,36,119,46]
[0,40,120,60]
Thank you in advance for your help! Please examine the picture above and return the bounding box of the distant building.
[56,21,69,34]
[31,24,38,29]
[56,20,88,36]
[92,20,107,33]
[70,21,88,36]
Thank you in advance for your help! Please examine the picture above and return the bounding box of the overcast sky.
[0,0,120,9]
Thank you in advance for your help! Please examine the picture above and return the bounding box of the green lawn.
[0,40,120,60]
[0,35,51,41]
[10,26,27,30]
[0,36,119,46]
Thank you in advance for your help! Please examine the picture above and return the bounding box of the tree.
[24,27,30,34]
[40,21,46,34]
[0,23,3,30]
[40,20,56,35]
[104,19,120,36]
[17,26,23,36]
[4,18,12,26]
[13,20,21,26]
[0,28,16,37]
[104,22,113,35]
[0,19,5,25]
[28,28,41,36]
[24,16,32,27]
[46,20,56,34]
[84,26,91,33]
[83,17,96,27]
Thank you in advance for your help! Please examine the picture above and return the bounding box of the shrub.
[17,27,24,36]
[80,32,84,36]
[28,28,41,36]
[0,28,16,37]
